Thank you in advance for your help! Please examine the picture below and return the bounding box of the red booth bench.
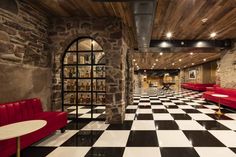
[181,83,215,91]
[0,98,67,157]
[203,87,236,109]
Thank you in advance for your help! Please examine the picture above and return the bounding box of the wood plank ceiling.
[33,0,236,69]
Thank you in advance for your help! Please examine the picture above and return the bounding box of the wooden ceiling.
[133,49,221,70]
[32,0,236,69]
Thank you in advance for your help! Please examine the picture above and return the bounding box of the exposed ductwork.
[132,0,157,52]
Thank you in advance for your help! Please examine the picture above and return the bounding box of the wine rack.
[62,38,106,120]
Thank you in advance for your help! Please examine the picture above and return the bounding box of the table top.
[0,120,47,141]
[211,94,229,98]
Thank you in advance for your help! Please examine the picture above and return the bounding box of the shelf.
[64,64,105,66]
[64,103,106,106]
[66,50,103,53]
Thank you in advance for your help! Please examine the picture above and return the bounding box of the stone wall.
[126,49,134,105]
[0,0,51,109]
[218,42,236,89]
[49,17,129,123]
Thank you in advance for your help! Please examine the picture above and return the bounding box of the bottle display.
[62,38,106,119]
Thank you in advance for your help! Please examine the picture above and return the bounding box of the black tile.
[160,147,200,157]
[127,131,158,146]
[66,121,89,130]
[197,121,230,130]
[97,114,106,119]
[171,114,192,120]
[85,147,124,157]
[183,131,225,147]
[139,100,150,102]
[138,105,151,109]
[107,121,133,130]
[152,109,168,113]
[165,105,179,109]
[61,131,103,146]
[230,148,236,154]
[155,121,179,130]
[88,109,105,113]
[136,114,153,120]
[125,109,137,113]
[207,114,233,120]
[183,109,201,113]
[11,146,56,157]
[151,103,162,105]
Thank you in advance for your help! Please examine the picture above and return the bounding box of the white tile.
[93,131,129,147]
[34,130,78,147]
[193,100,206,103]
[163,102,176,106]
[137,109,152,114]
[171,100,184,103]
[157,130,192,147]
[151,106,166,109]
[197,109,215,114]
[81,121,109,130]
[153,114,174,120]
[123,147,161,157]
[225,114,236,120]
[217,120,236,130]
[70,109,91,114]
[150,100,162,103]
[127,105,138,109]
[159,98,170,101]
[186,102,201,106]
[195,147,236,157]
[176,120,206,130]
[47,147,90,157]
[78,114,100,118]
[177,105,194,109]
[131,120,155,130]
[188,114,214,121]
[125,114,136,120]
[204,105,220,109]
[210,130,236,147]
[94,106,105,109]
[138,102,151,106]
[167,109,185,114]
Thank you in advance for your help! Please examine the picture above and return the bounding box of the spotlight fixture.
[192,63,195,65]
[210,32,217,38]
[203,58,206,62]
[135,63,137,66]
[172,63,175,66]
[153,63,156,66]
[190,52,193,55]
[133,59,136,62]
[166,32,172,38]
[201,18,208,23]
[160,52,163,56]
[156,59,159,62]
[179,59,182,62]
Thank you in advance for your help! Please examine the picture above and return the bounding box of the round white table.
[211,94,228,115]
[0,120,47,157]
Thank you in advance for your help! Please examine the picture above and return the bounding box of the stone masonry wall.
[219,42,236,89]
[49,17,129,123]
[0,0,51,110]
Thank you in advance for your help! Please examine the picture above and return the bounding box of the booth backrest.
[0,98,43,126]
[215,87,236,97]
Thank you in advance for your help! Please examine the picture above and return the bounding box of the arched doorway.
[61,37,106,120]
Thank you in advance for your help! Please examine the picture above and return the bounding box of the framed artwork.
[189,70,196,79]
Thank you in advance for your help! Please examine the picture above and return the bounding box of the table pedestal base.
[17,136,20,157]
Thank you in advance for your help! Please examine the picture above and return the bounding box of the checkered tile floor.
[67,106,106,119]
[18,89,236,157]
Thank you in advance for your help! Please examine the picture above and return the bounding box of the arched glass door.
[62,38,106,120]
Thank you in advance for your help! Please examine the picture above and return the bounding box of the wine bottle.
[100,81,105,91]
[70,94,75,104]
[102,95,105,103]
[78,94,83,104]
[81,82,85,91]
[86,82,90,91]
[69,69,73,78]
[86,95,91,104]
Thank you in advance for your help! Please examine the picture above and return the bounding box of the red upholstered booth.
[181,83,215,91]
[0,98,67,157]
[203,87,236,109]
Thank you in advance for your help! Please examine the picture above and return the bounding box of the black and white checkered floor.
[18,90,236,157]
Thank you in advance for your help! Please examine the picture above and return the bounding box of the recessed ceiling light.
[172,63,175,65]
[192,63,195,65]
[133,59,136,62]
[203,58,206,62]
[184,65,186,68]
[160,52,163,56]
[179,59,182,62]
[153,63,156,65]
[190,52,193,55]
[135,63,137,66]
[201,18,208,23]
[210,32,217,38]
[156,59,159,61]
[166,32,172,38]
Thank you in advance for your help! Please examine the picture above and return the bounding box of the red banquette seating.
[0,98,67,157]
[203,87,236,109]
[181,83,215,91]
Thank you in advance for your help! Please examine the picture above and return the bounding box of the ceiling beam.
[150,39,232,48]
